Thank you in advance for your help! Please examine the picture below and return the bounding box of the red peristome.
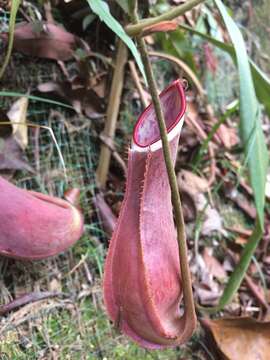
[104,80,196,349]
[0,176,84,260]
[133,80,186,147]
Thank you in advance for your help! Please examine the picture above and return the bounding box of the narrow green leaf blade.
[180,24,270,118]
[0,91,73,109]
[201,0,268,312]
[115,0,129,13]
[0,0,21,79]
[197,2,269,313]
[217,222,262,310]
[86,0,146,81]
[249,59,270,117]
[215,0,268,228]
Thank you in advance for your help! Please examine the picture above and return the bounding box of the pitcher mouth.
[132,79,186,152]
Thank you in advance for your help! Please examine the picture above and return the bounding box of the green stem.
[126,0,205,36]
[131,3,196,325]
[0,0,21,79]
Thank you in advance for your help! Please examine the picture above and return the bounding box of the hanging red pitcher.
[104,80,196,349]
[0,176,84,260]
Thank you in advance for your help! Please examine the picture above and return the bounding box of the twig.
[223,249,269,311]
[0,121,66,180]
[96,40,128,187]
[34,126,41,176]
[44,0,54,23]
[128,60,149,108]
[185,115,216,185]
[0,291,61,316]
[225,226,252,238]
[83,262,93,285]
[126,0,205,37]
[131,1,196,338]
[99,133,127,176]
[67,253,89,276]
[244,274,269,311]
[93,193,117,236]
[149,51,224,148]
[149,51,205,96]
[146,51,217,185]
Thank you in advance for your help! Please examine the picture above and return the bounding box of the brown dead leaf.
[193,253,222,306]
[93,194,117,236]
[201,207,223,236]
[244,275,269,310]
[91,76,107,99]
[202,317,270,360]
[0,136,34,173]
[1,21,79,61]
[37,81,104,118]
[179,125,199,149]
[235,236,248,245]
[181,190,197,222]
[216,123,239,149]
[178,169,209,196]
[178,169,223,235]
[225,225,252,238]
[203,248,226,280]
[142,20,178,36]
[7,96,29,149]
[196,286,221,306]
[224,186,256,220]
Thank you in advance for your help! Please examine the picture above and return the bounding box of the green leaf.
[198,0,269,313]
[0,0,21,79]
[179,24,270,118]
[169,30,197,73]
[215,0,268,228]
[115,0,130,13]
[198,219,263,314]
[157,30,197,73]
[249,59,270,118]
[82,14,96,31]
[217,221,263,311]
[86,0,146,82]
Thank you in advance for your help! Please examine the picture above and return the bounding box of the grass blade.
[0,0,21,79]
[215,0,268,229]
[0,91,73,109]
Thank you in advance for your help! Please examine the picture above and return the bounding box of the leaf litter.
[1,21,86,61]
[201,317,270,360]
[0,99,34,175]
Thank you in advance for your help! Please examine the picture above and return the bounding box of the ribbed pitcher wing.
[103,151,157,337]
[103,141,185,349]
[138,136,183,340]
[103,79,196,349]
